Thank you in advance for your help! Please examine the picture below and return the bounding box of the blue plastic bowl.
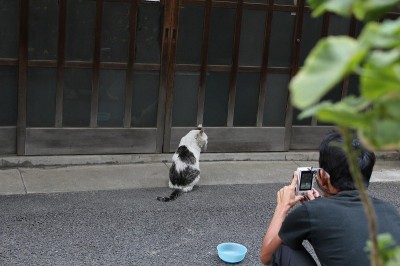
[217,242,247,264]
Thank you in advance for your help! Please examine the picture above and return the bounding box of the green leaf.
[366,233,400,263]
[357,96,400,150]
[353,0,400,21]
[368,49,400,68]
[382,98,400,119]
[387,249,400,266]
[298,96,371,127]
[307,0,353,17]
[315,98,371,128]
[316,108,370,128]
[359,20,400,49]
[307,0,400,20]
[297,101,332,120]
[298,96,371,119]
[360,62,400,99]
[290,37,367,109]
[360,118,400,150]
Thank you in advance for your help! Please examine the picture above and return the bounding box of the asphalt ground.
[1,182,400,266]
[0,153,399,265]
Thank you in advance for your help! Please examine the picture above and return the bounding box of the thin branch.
[339,127,382,266]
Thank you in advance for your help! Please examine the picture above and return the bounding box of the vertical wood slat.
[226,0,243,127]
[196,0,212,126]
[17,0,29,155]
[123,0,138,128]
[156,0,173,152]
[55,0,67,127]
[162,0,179,152]
[283,0,305,150]
[341,16,357,98]
[321,13,330,37]
[311,12,330,126]
[90,0,104,128]
[256,0,274,127]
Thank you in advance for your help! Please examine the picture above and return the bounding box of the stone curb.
[0,151,398,168]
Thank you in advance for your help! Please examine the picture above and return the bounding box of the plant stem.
[339,127,381,266]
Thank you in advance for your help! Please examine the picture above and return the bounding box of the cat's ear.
[197,124,204,134]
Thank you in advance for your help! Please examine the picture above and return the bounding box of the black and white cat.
[157,125,208,202]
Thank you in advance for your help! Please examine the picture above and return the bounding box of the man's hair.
[319,131,376,190]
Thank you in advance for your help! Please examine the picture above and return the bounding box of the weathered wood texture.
[290,126,335,150]
[3,0,385,156]
[0,127,17,154]
[25,128,157,155]
[169,127,286,152]
[17,0,28,155]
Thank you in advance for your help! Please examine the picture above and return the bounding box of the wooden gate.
[2,0,394,155]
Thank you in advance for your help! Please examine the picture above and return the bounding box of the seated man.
[260,131,400,265]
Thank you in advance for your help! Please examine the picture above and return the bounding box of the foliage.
[290,17,400,150]
[366,234,400,266]
[289,0,400,265]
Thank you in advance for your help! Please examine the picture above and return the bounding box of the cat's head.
[195,124,208,152]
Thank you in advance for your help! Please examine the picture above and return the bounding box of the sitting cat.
[157,125,208,202]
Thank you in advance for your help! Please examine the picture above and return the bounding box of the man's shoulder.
[300,193,362,216]
[371,197,400,216]
[303,192,400,224]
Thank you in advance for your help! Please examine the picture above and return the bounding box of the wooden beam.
[90,0,104,127]
[17,0,29,155]
[256,0,274,127]
[25,128,157,155]
[123,0,138,128]
[170,127,286,152]
[321,13,330,37]
[161,0,179,152]
[156,0,173,152]
[0,58,18,66]
[226,0,243,127]
[341,16,357,99]
[309,12,330,126]
[196,0,212,125]
[284,0,305,150]
[55,0,67,127]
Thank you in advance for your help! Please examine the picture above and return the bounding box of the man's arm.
[260,175,304,265]
[260,204,290,264]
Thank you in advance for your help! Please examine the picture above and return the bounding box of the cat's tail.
[156,189,183,202]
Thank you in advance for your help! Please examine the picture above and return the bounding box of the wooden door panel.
[170,127,286,152]
[290,126,335,150]
[2,0,377,155]
[25,128,157,155]
[0,127,17,154]
[19,0,167,155]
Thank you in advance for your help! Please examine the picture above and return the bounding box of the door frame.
[14,0,169,155]
[164,0,305,152]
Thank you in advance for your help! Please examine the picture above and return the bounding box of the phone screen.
[300,171,313,190]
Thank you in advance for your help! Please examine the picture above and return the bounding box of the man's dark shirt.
[279,190,400,266]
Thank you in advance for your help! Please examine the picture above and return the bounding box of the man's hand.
[276,173,304,211]
[305,188,320,200]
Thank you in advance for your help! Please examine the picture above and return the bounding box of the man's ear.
[319,170,330,187]
[320,170,340,195]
